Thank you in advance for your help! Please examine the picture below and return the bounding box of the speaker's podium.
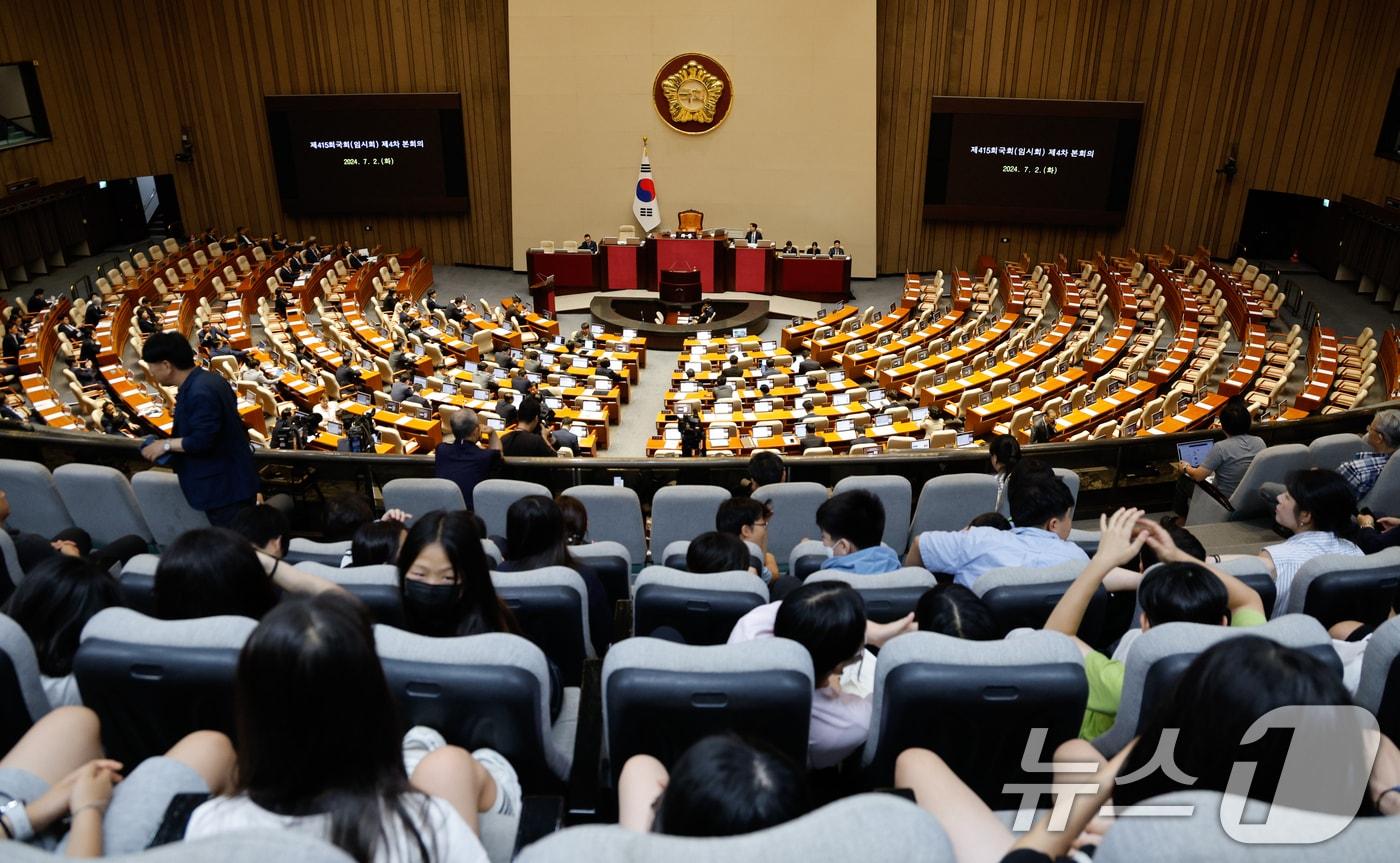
[659,268,702,308]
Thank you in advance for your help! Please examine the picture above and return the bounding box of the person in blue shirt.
[816,490,902,574]
[139,332,260,526]
[906,467,1087,587]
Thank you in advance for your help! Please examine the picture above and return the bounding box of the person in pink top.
[728,581,913,768]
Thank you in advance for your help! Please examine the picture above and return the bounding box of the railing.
[1,402,1382,526]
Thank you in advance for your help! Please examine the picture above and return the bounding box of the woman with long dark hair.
[185,593,518,862]
[396,510,517,639]
[4,556,121,706]
[496,495,609,656]
[988,434,1021,514]
[154,526,341,621]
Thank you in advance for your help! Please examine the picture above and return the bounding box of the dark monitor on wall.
[923,97,1143,226]
[265,93,469,215]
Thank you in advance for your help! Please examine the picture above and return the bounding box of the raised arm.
[1044,508,1146,644]
[255,550,348,597]
[1138,520,1264,618]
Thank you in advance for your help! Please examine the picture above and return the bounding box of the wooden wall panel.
[0,0,511,268]
[4,0,1399,275]
[877,0,1400,274]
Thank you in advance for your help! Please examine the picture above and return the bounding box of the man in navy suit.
[139,332,259,526]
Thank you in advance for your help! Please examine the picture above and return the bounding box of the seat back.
[0,613,50,754]
[1225,443,1311,518]
[375,628,569,788]
[52,463,154,545]
[649,485,732,562]
[0,458,75,535]
[492,567,594,685]
[1308,434,1366,474]
[1285,548,1400,628]
[751,482,830,564]
[297,562,404,627]
[862,630,1086,807]
[382,477,467,517]
[516,794,952,863]
[632,567,768,644]
[117,554,160,615]
[1356,616,1400,743]
[832,474,913,552]
[973,560,1106,644]
[474,479,551,539]
[563,485,646,566]
[568,540,631,607]
[806,567,935,623]
[285,537,352,566]
[602,637,812,782]
[1093,615,1338,757]
[1360,455,1400,512]
[911,474,998,535]
[131,470,211,548]
[74,608,254,766]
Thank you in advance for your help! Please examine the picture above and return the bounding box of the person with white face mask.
[815,490,901,575]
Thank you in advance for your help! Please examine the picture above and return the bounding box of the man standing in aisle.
[139,332,260,526]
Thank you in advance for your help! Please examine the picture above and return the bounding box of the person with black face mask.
[395,509,562,718]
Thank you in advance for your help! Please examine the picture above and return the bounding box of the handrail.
[1,400,1380,520]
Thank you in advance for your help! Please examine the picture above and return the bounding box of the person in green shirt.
[1044,509,1267,740]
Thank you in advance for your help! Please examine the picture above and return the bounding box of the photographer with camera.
[678,410,705,457]
[502,397,557,457]
[338,410,379,453]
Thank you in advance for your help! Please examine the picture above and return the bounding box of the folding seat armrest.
[566,658,606,821]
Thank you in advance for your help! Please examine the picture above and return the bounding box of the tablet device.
[1176,439,1214,468]
[956,432,976,447]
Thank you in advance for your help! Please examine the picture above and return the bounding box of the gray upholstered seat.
[861,630,1085,807]
[117,553,161,615]
[52,463,154,545]
[130,470,210,548]
[1310,432,1366,472]
[752,481,829,565]
[1092,614,1336,757]
[1095,790,1400,861]
[996,467,1080,517]
[1067,528,1100,555]
[806,567,935,622]
[650,484,732,562]
[601,636,812,781]
[382,477,467,516]
[911,474,998,536]
[474,479,550,539]
[568,539,632,605]
[971,560,1102,639]
[1280,548,1400,627]
[1185,443,1310,525]
[75,607,256,766]
[833,474,913,551]
[285,537,352,566]
[492,566,595,685]
[297,562,403,626]
[631,566,768,644]
[563,484,647,566]
[1360,455,1400,512]
[786,538,831,579]
[0,612,50,754]
[0,458,75,535]
[1355,616,1400,741]
[374,626,577,786]
[3,830,356,862]
[516,793,954,863]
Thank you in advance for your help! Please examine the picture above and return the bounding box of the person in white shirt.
[907,466,1087,587]
[184,593,521,863]
[727,581,913,768]
[1256,468,1363,610]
